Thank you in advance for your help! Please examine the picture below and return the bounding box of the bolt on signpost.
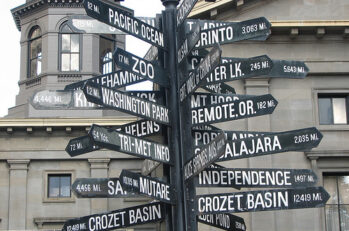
[44,0,331,231]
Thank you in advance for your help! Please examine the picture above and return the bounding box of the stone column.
[244,78,276,231]
[88,158,110,213]
[7,159,30,230]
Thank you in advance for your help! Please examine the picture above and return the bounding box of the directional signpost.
[72,178,130,198]
[196,187,330,214]
[120,170,176,204]
[38,0,330,230]
[88,124,173,165]
[197,213,246,231]
[62,202,165,231]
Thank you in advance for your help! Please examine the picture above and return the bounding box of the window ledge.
[43,197,75,203]
[34,217,74,228]
[318,124,349,131]
[305,150,349,159]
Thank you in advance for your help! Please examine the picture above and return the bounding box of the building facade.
[0,0,348,230]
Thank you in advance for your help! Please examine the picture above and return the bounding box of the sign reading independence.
[196,187,330,214]
[180,44,222,102]
[198,213,246,231]
[114,48,169,87]
[62,202,165,231]
[89,124,173,165]
[66,119,161,156]
[83,0,165,49]
[191,94,277,126]
[72,178,131,198]
[218,127,323,162]
[82,81,170,125]
[120,170,176,204]
[184,132,227,181]
[196,17,271,49]
[197,168,317,188]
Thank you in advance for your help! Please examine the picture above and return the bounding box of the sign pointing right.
[196,187,330,214]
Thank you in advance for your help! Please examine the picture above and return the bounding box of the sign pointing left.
[62,202,165,231]
[83,0,165,49]
[89,124,173,165]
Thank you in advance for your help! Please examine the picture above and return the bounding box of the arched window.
[59,22,81,71]
[100,34,116,74]
[28,26,42,78]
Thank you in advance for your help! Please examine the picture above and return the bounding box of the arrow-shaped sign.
[184,132,227,182]
[180,44,222,102]
[197,168,318,188]
[191,92,253,109]
[196,187,330,214]
[177,0,199,28]
[177,22,201,64]
[62,202,165,231]
[218,127,323,162]
[120,170,176,204]
[113,48,169,87]
[198,213,246,231]
[66,119,162,157]
[82,81,170,125]
[191,94,278,126]
[141,159,161,176]
[72,178,132,198]
[64,70,145,90]
[202,83,236,95]
[83,0,165,49]
[88,124,173,165]
[196,17,271,49]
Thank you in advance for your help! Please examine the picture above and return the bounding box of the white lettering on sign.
[96,71,142,88]
[196,26,234,48]
[222,136,282,159]
[177,0,197,27]
[123,120,160,137]
[198,170,292,187]
[139,177,170,201]
[283,65,305,73]
[108,8,163,47]
[100,87,169,124]
[88,211,126,231]
[128,204,162,224]
[191,94,240,108]
[108,180,127,196]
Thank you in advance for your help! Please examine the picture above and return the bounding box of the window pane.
[340,205,349,231]
[326,205,340,231]
[71,54,79,71]
[333,98,347,124]
[71,34,79,52]
[324,176,338,204]
[319,98,333,125]
[62,34,71,51]
[48,176,60,197]
[37,56,42,76]
[30,59,37,77]
[61,54,70,71]
[60,176,71,197]
[338,176,349,204]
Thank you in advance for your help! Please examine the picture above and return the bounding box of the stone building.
[0,0,348,230]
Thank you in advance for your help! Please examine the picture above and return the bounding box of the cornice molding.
[0,117,136,128]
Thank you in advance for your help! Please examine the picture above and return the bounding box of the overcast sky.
[0,0,164,117]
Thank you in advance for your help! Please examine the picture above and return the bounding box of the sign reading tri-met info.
[62,202,165,231]
[83,0,165,49]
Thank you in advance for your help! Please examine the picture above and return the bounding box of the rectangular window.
[324,174,349,231]
[61,34,80,71]
[48,174,71,198]
[318,94,348,125]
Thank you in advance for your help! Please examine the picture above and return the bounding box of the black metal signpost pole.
[161,1,185,231]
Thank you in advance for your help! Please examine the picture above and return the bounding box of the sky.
[0,0,165,117]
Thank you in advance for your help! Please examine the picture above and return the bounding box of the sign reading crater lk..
[84,0,165,49]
